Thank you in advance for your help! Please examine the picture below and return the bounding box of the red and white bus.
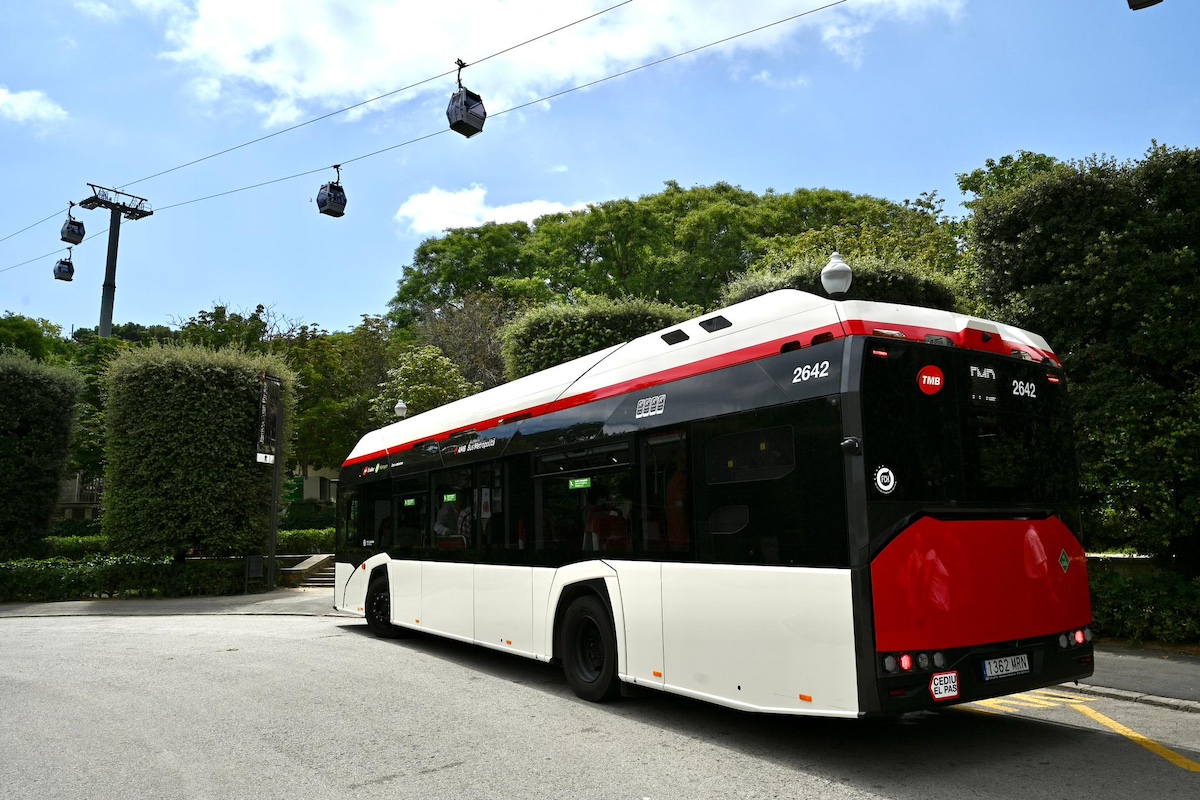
[335,288,1093,717]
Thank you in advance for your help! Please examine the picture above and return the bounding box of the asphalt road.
[2,591,1198,799]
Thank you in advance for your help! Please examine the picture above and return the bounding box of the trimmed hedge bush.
[0,556,252,603]
[280,499,336,531]
[1090,567,1200,644]
[0,349,84,557]
[102,345,296,558]
[275,527,334,554]
[718,253,958,311]
[43,535,109,559]
[501,295,695,379]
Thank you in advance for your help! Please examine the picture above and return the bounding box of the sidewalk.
[2,590,1197,710]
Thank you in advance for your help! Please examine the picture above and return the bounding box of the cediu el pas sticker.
[874,466,897,494]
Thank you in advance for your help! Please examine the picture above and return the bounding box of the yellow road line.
[1029,689,1094,704]
[1071,704,1200,772]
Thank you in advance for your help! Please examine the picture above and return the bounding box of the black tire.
[365,576,404,639]
[560,594,621,702]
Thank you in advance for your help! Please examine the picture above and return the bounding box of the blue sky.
[2,0,1195,337]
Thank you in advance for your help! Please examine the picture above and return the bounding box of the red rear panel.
[871,516,1091,652]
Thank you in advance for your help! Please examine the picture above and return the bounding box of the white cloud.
[751,70,809,89]
[0,86,69,125]
[74,1,120,21]
[549,165,569,173]
[395,185,588,236]
[128,1,962,125]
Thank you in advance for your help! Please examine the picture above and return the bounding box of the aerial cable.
[171,0,850,204]
[0,0,632,247]
[115,0,632,191]
[2,0,848,275]
[0,208,68,246]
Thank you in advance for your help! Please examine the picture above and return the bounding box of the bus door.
[639,431,690,558]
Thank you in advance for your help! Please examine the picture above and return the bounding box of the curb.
[1062,682,1200,713]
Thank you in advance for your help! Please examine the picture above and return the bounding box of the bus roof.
[343,289,1056,468]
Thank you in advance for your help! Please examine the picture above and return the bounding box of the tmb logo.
[916,365,944,396]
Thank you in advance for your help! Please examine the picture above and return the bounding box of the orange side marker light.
[652,671,663,678]
[799,694,813,703]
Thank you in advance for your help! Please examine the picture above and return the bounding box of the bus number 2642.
[793,361,831,383]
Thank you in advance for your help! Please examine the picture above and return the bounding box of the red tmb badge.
[916,365,944,395]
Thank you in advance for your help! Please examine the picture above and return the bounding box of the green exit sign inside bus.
[568,478,592,490]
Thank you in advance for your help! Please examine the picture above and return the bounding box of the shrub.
[1089,566,1200,644]
[43,535,109,559]
[50,518,102,538]
[0,350,84,557]
[501,295,695,379]
[0,555,252,603]
[718,252,958,311]
[275,527,335,554]
[279,498,336,531]
[102,345,295,558]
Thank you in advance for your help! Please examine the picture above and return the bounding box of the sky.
[1,0,1196,337]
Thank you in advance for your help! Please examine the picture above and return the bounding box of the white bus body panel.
[474,565,535,657]
[339,554,389,614]
[660,564,859,716]
[420,561,475,642]
[608,561,666,689]
[389,560,422,629]
[335,561,354,610]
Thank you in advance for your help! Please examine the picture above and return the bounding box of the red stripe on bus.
[343,319,1059,468]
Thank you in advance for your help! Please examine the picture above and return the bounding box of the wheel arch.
[550,578,612,664]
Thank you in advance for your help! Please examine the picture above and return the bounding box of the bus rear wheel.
[560,594,620,702]
[365,576,405,639]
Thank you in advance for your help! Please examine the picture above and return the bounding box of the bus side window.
[640,432,690,558]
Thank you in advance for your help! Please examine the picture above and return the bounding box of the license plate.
[929,671,960,701]
[982,653,1030,680]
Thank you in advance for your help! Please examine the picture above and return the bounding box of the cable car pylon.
[78,184,153,338]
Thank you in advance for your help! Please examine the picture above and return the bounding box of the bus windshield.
[860,340,1076,507]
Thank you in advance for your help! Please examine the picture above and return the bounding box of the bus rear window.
[861,343,1075,506]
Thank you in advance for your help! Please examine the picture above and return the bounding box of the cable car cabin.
[317,182,347,217]
[447,88,486,137]
[53,258,74,281]
[60,219,85,245]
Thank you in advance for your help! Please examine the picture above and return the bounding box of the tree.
[177,304,274,351]
[965,143,1200,576]
[415,291,529,390]
[388,221,534,327]
[386,182,941,316]
[369,346,481,426]
[0,313,50,360]
[280,315,395,471]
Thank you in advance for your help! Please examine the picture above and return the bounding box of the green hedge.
[501,295,695,379]
[280,499,336,531]
[43,535,109,559]
[718,253,958,311]
[1090,567,1200,644]
[275,528,334,554]
[0,556,253,603]
[0,350,84,557]
[103,345,296,557]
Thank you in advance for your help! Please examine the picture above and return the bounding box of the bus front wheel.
[365,576,404,639]
[560,594,620,702]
